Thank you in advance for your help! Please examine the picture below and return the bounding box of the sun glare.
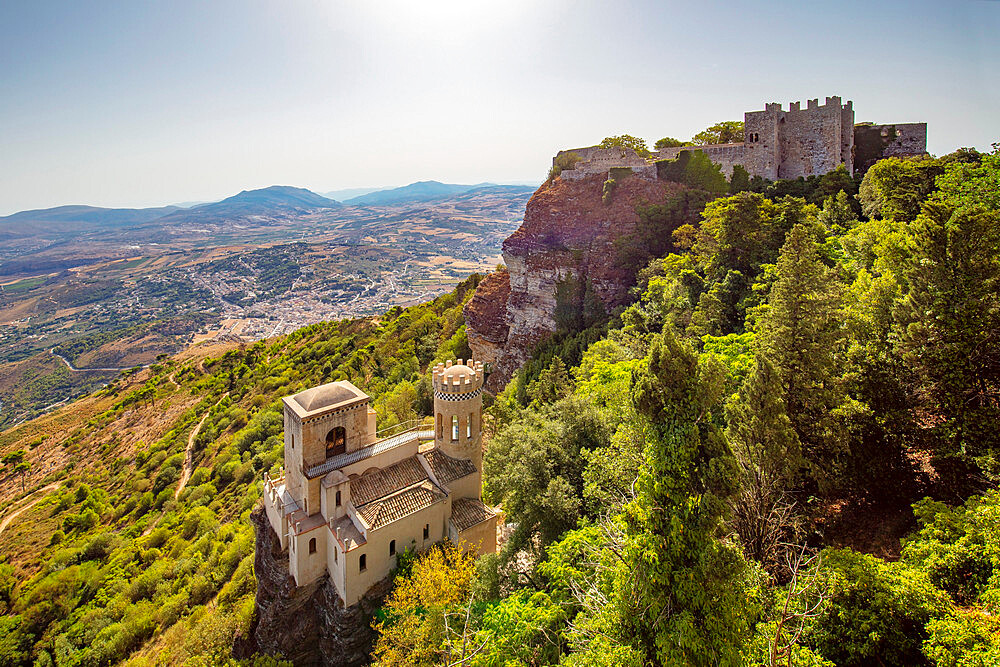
[358,0,529,41]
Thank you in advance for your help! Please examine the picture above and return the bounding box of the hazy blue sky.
[1,0,997,214]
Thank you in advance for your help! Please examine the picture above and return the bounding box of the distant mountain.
[153,186,341,227]
[343,181,495,206]
[321,186,390,202]
[211,185,340,210]
[0,204,184,238]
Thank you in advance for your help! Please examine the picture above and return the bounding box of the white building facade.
[262,360,498,606]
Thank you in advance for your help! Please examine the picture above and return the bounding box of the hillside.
[0,147,997,667]
[0,276,481,666]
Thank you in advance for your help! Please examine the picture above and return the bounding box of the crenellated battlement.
[553,95,923,184]
[432,359,485,394]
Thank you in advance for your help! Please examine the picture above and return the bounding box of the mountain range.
[0,181,538,237]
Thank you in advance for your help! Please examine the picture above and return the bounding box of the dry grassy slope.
[0,341,238,553]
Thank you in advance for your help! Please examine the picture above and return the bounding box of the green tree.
[858,156,942,222]
[692,120,745,145]
[756,224,847,490]
[371,542,475,667]
[655,136,691,149]
[623,331,751,665]
[598,134,651,158]
[809,549,949,667]
[729,164,751,194]
[725,355,803,566]
[483,395,611,555]
[933,143,1000,214]
[894,202,1000,459]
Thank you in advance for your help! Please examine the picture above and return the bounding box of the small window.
[389,540,396,556]
[436,413,443,439]
[423,524,429,540]
[359,554,367,571]
[291,434,295,450]
[335,490,342,507]
[467,413,472,438]
[452,415,459,441]
[334,547,338,563]
[326,426,346,458]
[308,537,317,554]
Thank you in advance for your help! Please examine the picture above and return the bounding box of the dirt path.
[49,347,139,373]
[0,482,61,537]
[174,394,226,499]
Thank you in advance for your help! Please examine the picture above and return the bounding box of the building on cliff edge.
[261,359,498,606]
[557,96,927,181]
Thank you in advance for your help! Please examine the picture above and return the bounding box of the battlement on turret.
[432,359,485,394]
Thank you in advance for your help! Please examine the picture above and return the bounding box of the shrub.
[810,549,950,666]
[548,152,581,181]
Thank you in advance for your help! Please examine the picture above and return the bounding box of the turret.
[432,359,484,470]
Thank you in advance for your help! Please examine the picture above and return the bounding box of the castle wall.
[341,500,448,606]
[876,123,927,157]
[453,516,498,556]
[290,524,328,587]
[655,144,746,177]
[776,97,851,179]
[743,103,782,180]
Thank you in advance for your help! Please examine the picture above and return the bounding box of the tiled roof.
[351,457,427,506]
[356,481,446,530]
[451,498,497,532]
[423,449,476,485]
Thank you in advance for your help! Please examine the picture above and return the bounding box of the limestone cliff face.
[234,507,391,666]
[465,173,683,392]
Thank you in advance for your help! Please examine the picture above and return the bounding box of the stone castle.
[261,359,497,606]
[557,95,926,181]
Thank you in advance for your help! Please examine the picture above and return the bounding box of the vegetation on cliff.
[378,147,1000,665]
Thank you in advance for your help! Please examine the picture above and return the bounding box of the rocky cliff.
[234,507,392,666]
[465,172,687,392]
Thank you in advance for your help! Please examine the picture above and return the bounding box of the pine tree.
[623,331,750,666]
[895,202,1000,458]
[725,355,802,565]
[756,223,847,490]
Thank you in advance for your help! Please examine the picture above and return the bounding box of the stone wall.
[655,144,746,178]
[853,122,928,172]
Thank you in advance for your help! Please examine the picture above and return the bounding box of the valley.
[0,184,533,428]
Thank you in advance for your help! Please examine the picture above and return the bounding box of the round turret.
[432,359,484,467]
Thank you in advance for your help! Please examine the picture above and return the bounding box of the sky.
[1,0,997,215]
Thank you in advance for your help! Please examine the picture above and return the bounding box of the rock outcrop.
[234,506,392,666]
[466,173,685,392]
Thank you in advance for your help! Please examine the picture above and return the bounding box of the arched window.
[467,413,473,438]
[359,554,367,571]
[335,490,342,507]
[325,426,346,458]
[423,524,429,540]
[308,537,317,554]
[389,539,396,556]
[436,413,443,439]
[452,415,459,441]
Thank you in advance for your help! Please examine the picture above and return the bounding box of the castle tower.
[432,359,484,472]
